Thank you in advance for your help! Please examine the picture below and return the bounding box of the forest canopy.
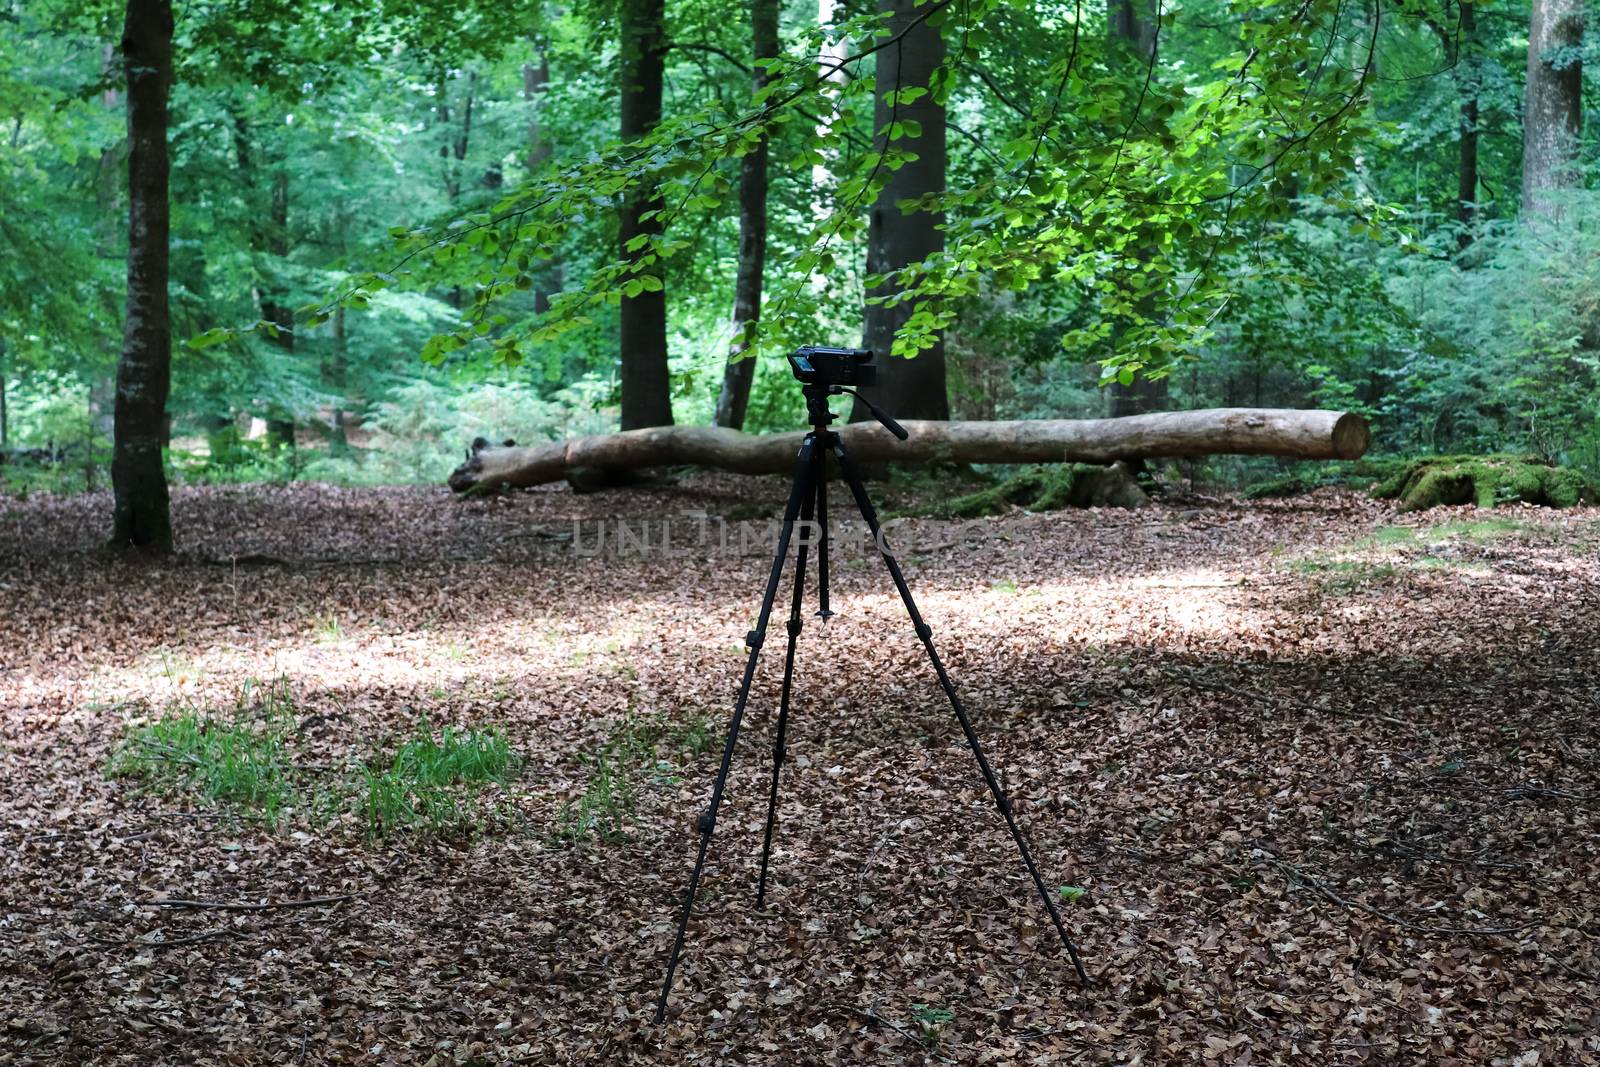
[1,0,1596,547]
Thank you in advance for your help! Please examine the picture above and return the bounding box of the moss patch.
[946,463,1149,517]
[1242,457,1412,500]
[1370,455,1592,512]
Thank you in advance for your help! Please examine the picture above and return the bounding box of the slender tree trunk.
[439,72,476,202]
[233,117,296,447]
[93,44,129,261]
[713,0,779,430]
[263,169,295,448]
[856,0,949,424]
[0,338,8,450]
[1107,0,1167,418]
[524,46,564,315]
[1457,3,1479,247]
[618,0,673,429]
[110,0,174,554]
[325,304,348,450]
[1428,6,1480,247]
[1522,0,1583,217]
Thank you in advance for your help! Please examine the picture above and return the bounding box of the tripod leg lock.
[915,623,932,641]
[745,630,764,650]
[786,617,803,638]
[772,740,786,766]
[697,809,716,835]
[995,794,1013,817]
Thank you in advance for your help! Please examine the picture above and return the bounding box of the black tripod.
[655,359,1088,1022]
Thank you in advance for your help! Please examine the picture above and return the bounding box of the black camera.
[788,346,876,387]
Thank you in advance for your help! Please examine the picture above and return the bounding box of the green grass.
[911,1005,956,1047]
[359,720,516,835]
[1291,514,1535,594]
[111,709,297,824]
[1430,516,1535,541]
[1286,558,1398,594]
[109,677,300,826]
[557,709,717,843]
[109,679,519,838]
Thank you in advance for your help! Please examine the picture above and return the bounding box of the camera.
[788,346,876,387]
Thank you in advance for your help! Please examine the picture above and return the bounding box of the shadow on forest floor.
[1,480,1596,1064]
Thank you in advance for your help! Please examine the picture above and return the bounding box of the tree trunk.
[0,337,8,450]
[713,0,779,431]
[233,117,296,447]
[109,0,174,554]
[448,408,1371,493]
[1522,0,1583,217]
[1107,0,1167,418]
[264,168,295,449]
[326,304,348,450]
[855,0,949,424]
[1457,2,1479,247]
[618,0,673,430]
[439,71,476,202]
[523,46,564,316]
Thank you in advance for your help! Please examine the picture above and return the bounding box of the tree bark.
[232,116,296,447]
[855,0,949,424]
[448,408,1371,493]
[264,168,295,449]
[618,0,673,430]
[1522,0,1583,217]
[110,0,174,554]
[325,304,348,450]
[0,337,8,450]
[1457,2,1479,247]
[713,0,780,431]
[440,70,476,202]
[523,46,563,316]
[1107,0,1167,418]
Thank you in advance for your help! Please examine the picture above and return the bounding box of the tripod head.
[789,346,909,440]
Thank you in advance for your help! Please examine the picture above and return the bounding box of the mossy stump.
[1371,454,1592,511]
[947,462,1149,517]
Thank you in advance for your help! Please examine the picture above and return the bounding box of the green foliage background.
[3,0,1598,489]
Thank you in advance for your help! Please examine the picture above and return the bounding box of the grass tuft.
[558,709,716,843]
[110,680,519,838]
[109,677,300,826]
[359,719,516,836]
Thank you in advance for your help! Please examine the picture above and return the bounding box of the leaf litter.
[0,480,1596,1064]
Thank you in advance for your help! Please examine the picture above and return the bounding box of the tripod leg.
[655,436,819,1023]
[755,447,819,907]
[827,437,1089,985]
[814,448,833,619]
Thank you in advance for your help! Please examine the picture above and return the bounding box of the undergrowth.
[558,708,717,843]
[108,678,300,825]
[900,463,1149,518]
[1245,454,1593,510]
[359,719,516,835]
[1288,513,1535,594]
[1370,454,1592,511]
[109,678,518,837]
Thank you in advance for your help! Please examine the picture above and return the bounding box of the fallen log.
[447,407,1370,494]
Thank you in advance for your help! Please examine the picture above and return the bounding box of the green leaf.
[186,327,232,351]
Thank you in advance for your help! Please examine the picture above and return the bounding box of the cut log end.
[1331,412,1371,461]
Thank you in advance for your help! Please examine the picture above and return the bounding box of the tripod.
[655,374,1088,1023]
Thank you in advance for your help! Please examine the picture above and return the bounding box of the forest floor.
[1,477,1597,1065]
